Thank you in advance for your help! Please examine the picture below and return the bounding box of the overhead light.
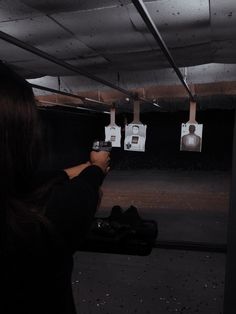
[84,97,107,105]
[76,106,110,114]
[152,99,160,107]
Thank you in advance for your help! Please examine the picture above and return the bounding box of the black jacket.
[2,165,104,314]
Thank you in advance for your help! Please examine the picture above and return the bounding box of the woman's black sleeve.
[45,165,105,252]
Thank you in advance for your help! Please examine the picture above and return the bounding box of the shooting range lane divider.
[105,106,121,147]
[124,99,147,152]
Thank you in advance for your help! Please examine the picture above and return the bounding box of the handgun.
[92,140,112,152]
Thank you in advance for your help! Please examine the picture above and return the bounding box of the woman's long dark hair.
[0,62,57,249]
[0,63,41,194]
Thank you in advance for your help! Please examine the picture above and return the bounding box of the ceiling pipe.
[131,0,195,102]
[30,83,109,107]
[0,30,136,99]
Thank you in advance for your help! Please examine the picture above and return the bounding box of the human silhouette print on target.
[180,123,203,152]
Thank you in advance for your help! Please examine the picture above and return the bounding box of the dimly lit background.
[39,107,234,172]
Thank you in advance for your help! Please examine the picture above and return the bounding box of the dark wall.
[39,108,106,170]
[39,107,234,171]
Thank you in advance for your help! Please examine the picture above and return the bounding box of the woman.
[0,62,110,314]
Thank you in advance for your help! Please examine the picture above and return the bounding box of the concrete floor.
[72,250,225,314]
[73,170,229,314]
[99,170,230,244]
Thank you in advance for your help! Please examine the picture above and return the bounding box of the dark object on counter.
[80,206,158,256]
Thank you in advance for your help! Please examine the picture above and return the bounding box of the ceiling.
[0,0,236,111]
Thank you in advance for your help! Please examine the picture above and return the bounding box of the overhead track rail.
[37,100,110,115]
[30,83,109,107]
[0,30,151,103]
[131,0,195,102]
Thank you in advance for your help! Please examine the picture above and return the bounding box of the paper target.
[124,123,147,152]
[180,123,203,152]
[105,125,121,147]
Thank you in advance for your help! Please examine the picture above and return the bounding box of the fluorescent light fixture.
[152,99,160,107]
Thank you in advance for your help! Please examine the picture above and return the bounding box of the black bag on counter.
[80,206,158,256]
